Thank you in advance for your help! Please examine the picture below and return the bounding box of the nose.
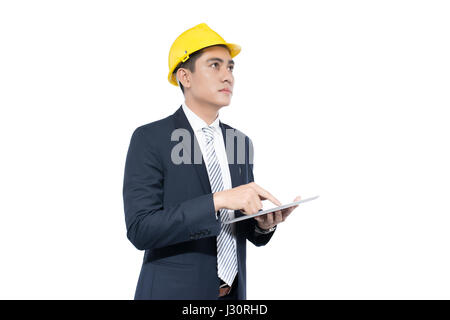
[221,66,233,86]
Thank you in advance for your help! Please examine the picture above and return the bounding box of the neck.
[184,96,221,125]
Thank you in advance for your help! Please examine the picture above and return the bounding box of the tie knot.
[202,126,215,143]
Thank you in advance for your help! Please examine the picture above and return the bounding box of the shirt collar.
[182,101,221,133]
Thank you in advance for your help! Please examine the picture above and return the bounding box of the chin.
[208,95,231,108]
[217,97,232,107]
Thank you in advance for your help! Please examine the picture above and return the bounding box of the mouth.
[219,89,232,94]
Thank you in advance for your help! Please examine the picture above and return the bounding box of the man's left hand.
[254,196,301,231]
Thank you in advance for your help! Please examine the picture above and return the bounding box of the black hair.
[172,44,229,94]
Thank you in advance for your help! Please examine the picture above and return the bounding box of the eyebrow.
[206,58,235,66]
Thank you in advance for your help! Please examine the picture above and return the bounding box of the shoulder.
[134,114,173,136]
[220,121,255,164]
[129,113,175,147]
[220,121,253,145]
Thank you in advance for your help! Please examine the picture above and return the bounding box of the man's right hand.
[213,182,282,215]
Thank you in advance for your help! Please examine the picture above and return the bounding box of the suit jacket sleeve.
[123,127,221,251]
[243,137,276,247]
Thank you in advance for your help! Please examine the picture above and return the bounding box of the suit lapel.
[219,120,241,189]
[172,106,211,194]
[219,120,246,220]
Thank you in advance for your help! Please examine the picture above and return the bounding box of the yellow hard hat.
[168,23,241,86]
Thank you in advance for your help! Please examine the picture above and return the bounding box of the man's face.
[186,45,234,107]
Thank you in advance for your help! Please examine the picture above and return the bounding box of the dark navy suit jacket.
[122,105,275,299]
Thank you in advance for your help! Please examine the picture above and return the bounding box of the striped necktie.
[202,126,238,287]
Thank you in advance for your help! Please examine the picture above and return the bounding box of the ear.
[176,68,191,89]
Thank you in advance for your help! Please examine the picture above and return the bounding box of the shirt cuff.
[255,224,276,234]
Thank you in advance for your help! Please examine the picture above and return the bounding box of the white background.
[1,0,449,299]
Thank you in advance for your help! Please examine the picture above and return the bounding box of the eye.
[210,63,234,72]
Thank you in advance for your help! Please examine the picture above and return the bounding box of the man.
[123,23,301,300]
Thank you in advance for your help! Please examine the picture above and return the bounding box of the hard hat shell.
[168,23,241,86]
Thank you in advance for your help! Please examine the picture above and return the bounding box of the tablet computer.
[223,195,319,224]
